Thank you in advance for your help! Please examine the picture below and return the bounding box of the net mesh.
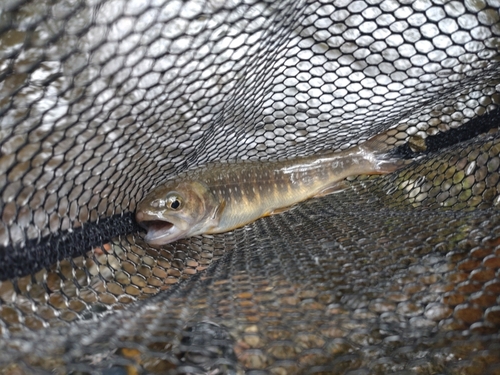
[1,0,500,373]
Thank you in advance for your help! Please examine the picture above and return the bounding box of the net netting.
[1,0,500,373]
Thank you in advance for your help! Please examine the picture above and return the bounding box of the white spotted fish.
[136,137,403,245]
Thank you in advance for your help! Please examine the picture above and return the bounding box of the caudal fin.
[357,133,408,175]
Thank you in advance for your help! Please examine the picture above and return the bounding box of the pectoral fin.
[211,200,226,222]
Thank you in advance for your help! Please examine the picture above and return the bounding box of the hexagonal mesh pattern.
[0,0,500,373]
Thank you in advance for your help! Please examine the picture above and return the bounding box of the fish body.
[136,140,403,245]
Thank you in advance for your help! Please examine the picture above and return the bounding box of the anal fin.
[268,205,296,216]
[268,182,350,216]
[314,180,349,197]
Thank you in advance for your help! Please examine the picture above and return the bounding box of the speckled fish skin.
[136,140,403,245]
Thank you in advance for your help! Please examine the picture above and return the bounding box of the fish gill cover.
[0,0,499,374]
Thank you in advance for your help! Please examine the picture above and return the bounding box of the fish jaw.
[135,210,190,245]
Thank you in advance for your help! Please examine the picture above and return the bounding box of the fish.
[135,137,404,245]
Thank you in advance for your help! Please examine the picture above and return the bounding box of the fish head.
[135,180,218,245]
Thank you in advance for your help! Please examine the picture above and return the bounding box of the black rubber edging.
[0,212,143,281]
[392,106,500,159]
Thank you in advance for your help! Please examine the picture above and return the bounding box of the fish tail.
[357,134,407,174]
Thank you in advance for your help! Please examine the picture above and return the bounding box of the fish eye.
[166,194,182,210]
[170,199,180,210]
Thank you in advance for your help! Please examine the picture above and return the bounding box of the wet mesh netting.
[1,0,500,373]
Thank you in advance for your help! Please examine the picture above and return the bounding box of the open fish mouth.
[139,220,177,244]
[140,220,174,232]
